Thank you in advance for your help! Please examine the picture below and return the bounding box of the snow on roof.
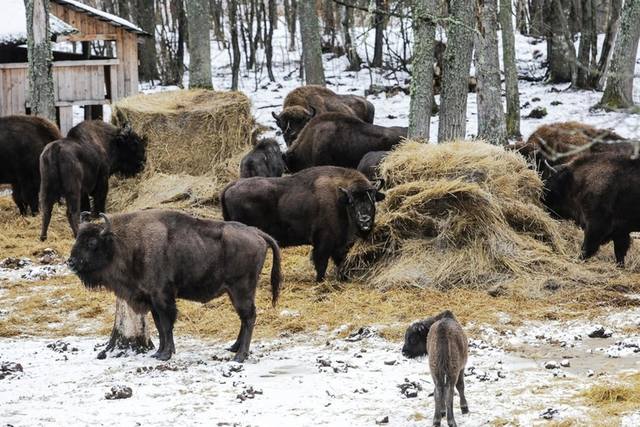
[51,0,148,35]
[0,0,78,46]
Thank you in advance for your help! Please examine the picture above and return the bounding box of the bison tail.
[257,230,281,307]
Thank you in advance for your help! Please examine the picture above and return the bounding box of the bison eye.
[88,238,98,250]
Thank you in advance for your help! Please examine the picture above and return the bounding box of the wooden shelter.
[0,0,149,134]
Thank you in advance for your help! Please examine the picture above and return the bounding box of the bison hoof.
[227,343,240,353]
[151,351,172,361]
[232,352,247,363]
[39,235,47,242]
[461,406,469,414]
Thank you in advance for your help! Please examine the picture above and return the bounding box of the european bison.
[67,209,281,362]
[517,122,631,178]
[284,113,407,173]
[402,310,469,427]
[272,85,375,145]
[0,115,62,215]
[357,150,388,181]
[221,166,385,281]
[240,138,285,178]
[39,120,147,241]
[543,153,640,266]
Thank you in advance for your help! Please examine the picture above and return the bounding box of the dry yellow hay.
[580,373,640,419]
[345,140,640,292]
[108,89,252,210]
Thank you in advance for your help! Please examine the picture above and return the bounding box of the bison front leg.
[11,183,28,216]
[613,233,631,267]
[311,240,332,282]
[150,299,177,361]
[580,222,609,261]
[228,279,257,363]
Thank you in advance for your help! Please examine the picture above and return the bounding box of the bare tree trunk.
[599,0,640,109]
[97,298,154,359]
[24,0,56,122]
[118,0,131,21]
[229,0,241,90]
[575,0,597,88]
[516,0,528,34]
[211,0,226,42]
[476,0,507,145]
[547,0,577,84]
[340,0,361,71]
[371,0,385,68]
[408,0,436,140]
[185,0,213,89]
[299,0,326,85]
[323,0,337,49]
[529,0,545,36]
[135,0,160,82]
[286,0,298,51]
[438,0,475,142]
[266,0,276,82]
[593,0,622,89]
[499,0,521,137]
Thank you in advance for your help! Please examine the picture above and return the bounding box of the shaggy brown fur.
[0,115,62,215]
[357,151,388,181]
[68,209,281,362]
[284,113,406,172]
[517,122,631,177]
[221,166,385,281]
[272,85,375,145]
[427,312,469,427]
[544,152,640,267]
[39,120,147,240]
[240,138,285,178]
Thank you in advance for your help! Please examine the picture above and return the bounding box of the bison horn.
[305,106,317,118]
[543,159,558,174]
[80,211,92,223]
[374,178,385,190]
[271,111,281,121]
[99,213,112,235]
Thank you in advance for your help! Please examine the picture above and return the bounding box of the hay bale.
[109,90,252,210]
[344,140,639,292]
[111,89,252,176]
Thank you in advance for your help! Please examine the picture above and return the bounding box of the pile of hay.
[109,89,252,210]
[344,140,638,291]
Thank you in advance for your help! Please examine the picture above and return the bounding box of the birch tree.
[438,0,475,142]
[185,0,213,89]
[475,0,507,145]
[299,0,325,85]
[499,0,520,137]
[408,0,436,140]
[24,0,56,122]
[229,0,241,90]
[599,0,640,110]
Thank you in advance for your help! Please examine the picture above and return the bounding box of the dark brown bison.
[221,166,385,281]
[67,209,281,362]
[357,150,388,181]
[39,120,147,241]
[240,138,285,178]
[0,115,62,215]
[543,153,640,266]
[284,113,407,173]
[516,122,631,178]
[272,85,375,145]
[402,310,468,427]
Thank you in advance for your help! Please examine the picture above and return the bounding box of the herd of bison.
[1,85,638,425]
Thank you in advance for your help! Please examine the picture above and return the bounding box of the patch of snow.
[0,263,69,282]
[0,0,77,46]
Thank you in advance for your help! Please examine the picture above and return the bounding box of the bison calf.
[403,310,468,427]
[272,85,375,145]
[357,150,388,181]
[222,166,385,281]
[0,115,62,215]
[39,120,147,241]
[284,113,407,173]
[67,209,281,362]
[240,138,285,178]
[543,152,640,266]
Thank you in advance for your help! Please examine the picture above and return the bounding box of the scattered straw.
[580,373,640,419]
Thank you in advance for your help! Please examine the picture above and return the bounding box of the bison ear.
[338,187,353,205]
[80,211,93,223]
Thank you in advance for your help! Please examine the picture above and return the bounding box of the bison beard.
[283,113,406,173]
[272,85,375,146]
[543,153,640,266]
[39,120,147,241]
[221,166,385,281]
[67,210,281,362]
[0,115,62,215]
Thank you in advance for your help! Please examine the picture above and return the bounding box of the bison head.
[112,123,148,177]
[67,213,115,287]
[272,106,316,146]
[339,181,385,237]
[402,319,431,358]
[542,165,574,220]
